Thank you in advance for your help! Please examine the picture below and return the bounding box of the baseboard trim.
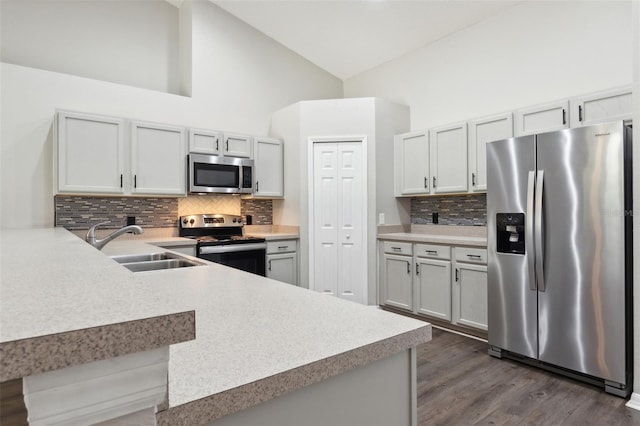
[626,392,640,411]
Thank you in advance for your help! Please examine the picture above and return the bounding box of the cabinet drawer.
[266,240,297,254]
[383,241,412,256]
[415,244,450,260]
[455,247,487,264]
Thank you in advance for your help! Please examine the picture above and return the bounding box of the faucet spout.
[86,222,144,250]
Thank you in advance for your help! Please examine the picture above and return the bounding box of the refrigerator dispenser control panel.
[496,213,525,255]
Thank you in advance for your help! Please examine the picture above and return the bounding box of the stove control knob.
[182,218,188,225]
[189,218,195,225]
[232,218,237,223]
[238,218,243,224]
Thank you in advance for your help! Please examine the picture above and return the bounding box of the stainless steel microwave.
[188,153,254,194]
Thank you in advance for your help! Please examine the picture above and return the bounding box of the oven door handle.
[199,243,267,255]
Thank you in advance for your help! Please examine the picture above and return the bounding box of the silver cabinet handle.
[278,245,289,250]
[391,246,402,252]
[433,176,437,188]
[535,170,545,292]
[455,268,459,282]
[467,254,482,259]
[216,138,219,151]
[425,250,438,255]
[256,181,259,192]
[268,259,272,271]
[526,171,536,291]
[416,263,419,275]
[472,173,476,186]
[407,261,410,274]
[424,177,428,189]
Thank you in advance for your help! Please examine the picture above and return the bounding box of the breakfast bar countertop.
[0,227,430,425]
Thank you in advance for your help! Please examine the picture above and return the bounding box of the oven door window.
[194,162,239,189]
[200,249,266,276]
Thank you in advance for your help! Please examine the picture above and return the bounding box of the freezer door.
[536,122,627,384]
[487,135,537,359]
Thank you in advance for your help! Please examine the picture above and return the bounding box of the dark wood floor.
[417,327,640,425]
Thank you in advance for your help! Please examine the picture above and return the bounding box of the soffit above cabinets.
[207,0,523,80]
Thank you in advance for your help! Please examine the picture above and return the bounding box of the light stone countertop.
[1,228,430,425]
[378,224,487,247]
[245,232,299,241]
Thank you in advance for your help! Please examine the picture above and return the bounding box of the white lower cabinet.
[379,240,488,332]
[452,247,488,331]
[415,244,451,321]
[266,240,298,286]
[379,242,413,311]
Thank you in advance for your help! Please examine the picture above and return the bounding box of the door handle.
[578,105,583,122]
[526,171,536,291]
[120,174,123,188]
[424,177,428,189]
[268,259,272,271]
[407,261,410,274]
[433,176,437,188]
[472,173,476,186]
[134,174,137,188]
[535,170,545,292]
[216,138,219,151]
[416,263,419,275]
[256,181,259,192]
[562,108,566,125]
[455,268,459,282]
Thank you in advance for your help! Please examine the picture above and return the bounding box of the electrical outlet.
[379,213,385,225]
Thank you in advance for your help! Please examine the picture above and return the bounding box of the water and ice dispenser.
[496,213,525,255]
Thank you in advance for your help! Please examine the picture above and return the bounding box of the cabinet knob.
[346,234,351,239]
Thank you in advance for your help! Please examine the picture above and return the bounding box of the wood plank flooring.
[417,327,640,425]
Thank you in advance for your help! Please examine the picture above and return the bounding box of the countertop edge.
[156,324,432,426]
[378,233,487,247]
[0,310,196,382]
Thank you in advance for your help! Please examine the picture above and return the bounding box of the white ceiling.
[167,0,523,80]
[209,0,524,80]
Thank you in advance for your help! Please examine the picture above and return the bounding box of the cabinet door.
[452,263,488,331]
[381,254,413,311]
[570,86,633,128]
[56,111,125,194]
[514,100,569,136]
[267,252,298,285]
[188,128,222,155]
[131,122,187,195]
[254,137,284,198]
[415,258,451,321]
[394,132,429,196]
[224,133,253,158]
[468,113,513,192]
[430,122,468,193]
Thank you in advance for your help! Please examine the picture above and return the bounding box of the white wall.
[1,0,181,94]
[270,98,409,299]
[0,0,342,228]
[631,0,640,407]
[344,1,633,130]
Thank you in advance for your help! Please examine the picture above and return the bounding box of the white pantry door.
[312,141,365,304]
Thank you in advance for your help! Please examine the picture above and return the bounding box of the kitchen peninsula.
[0,228,431,425]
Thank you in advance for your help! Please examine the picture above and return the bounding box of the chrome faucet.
[86,221,144,250]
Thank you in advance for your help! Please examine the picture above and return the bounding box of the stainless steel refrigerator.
[487,121,632,397]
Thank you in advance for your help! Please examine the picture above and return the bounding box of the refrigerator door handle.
[526,171,536,291]
[535,170,545,292]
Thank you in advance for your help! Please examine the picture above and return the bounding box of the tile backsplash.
[55,195,274,229]
[411,194,486,226]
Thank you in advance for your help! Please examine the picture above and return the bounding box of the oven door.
[198,243,266,276]
[189,154,254,194]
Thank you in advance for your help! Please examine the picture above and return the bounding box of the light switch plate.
[378,213,385,225]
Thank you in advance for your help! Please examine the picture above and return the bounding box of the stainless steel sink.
[110,252,204,272]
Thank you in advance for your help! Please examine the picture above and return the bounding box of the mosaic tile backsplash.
[55,195,274,229]
[411,194,486,226]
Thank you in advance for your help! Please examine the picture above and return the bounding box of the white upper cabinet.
[429,122,468,193]
[514,100,569,136]
[570,86,633,128]
[395,131,430,196]
[56,111,125,195]
[188,128,222,155]
[130,121,187,196]
[224,132,253,158]
[468,113,513,192]
[254,137,284,198]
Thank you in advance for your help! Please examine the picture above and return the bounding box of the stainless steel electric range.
[179,214,266,276]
